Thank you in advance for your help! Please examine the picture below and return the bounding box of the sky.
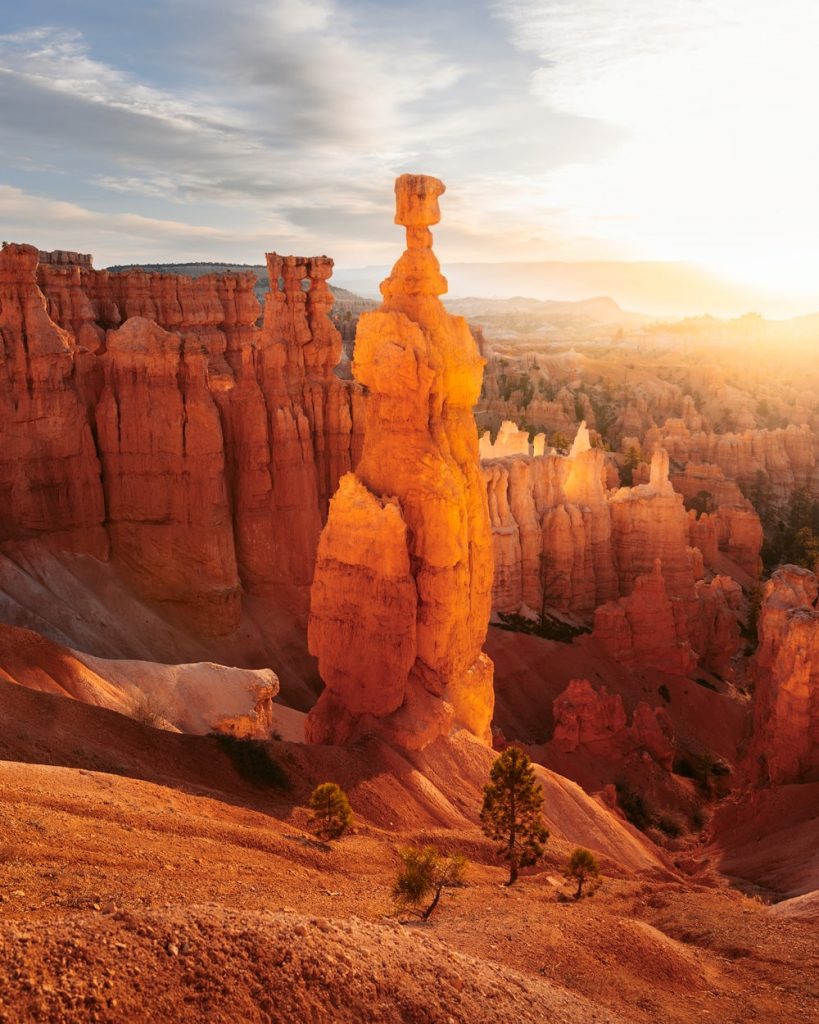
[1,0,818,311]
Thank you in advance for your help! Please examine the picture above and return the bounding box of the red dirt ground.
[0,682,817,1023]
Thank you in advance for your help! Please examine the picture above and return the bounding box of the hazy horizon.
[3,1,819,316]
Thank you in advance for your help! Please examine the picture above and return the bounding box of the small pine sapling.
[564,847,601,899]
[392,846,466,921]
[308,782,353,840]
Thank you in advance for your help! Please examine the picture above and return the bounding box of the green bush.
[564,847,601,899]
[655,814,685,838]
[615,783,652,832]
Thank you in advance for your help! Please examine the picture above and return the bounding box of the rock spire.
[306,174,494,748]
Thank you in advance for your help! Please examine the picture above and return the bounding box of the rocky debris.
[0,903,633,1024]
[750,565,819,784]
[307,175,494,749]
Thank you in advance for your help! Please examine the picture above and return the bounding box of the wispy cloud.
[3,0,817,304]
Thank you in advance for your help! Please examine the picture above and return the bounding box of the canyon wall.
[483,430,760,613]
[483,428,756,677]
[642,420,819,503]
[307,175,494,750]
[1,242,360,635]
[750,565,819,784]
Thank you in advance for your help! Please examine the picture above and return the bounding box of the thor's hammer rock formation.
[306,175,494,749]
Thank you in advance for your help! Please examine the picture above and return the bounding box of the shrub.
[674,752,730,795]
[564,847,601,899]
[392,846,466,920]
[655,813,685,838]
[481,747,549,885]
[213,734,290,790]
[615,783,652,832]
[131,692,169,729]
[308,782,353,840]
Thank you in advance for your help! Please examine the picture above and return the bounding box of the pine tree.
[480,747,549,885]
[392,846,466,921]
[308,782,353,840]
[564,847,600,899]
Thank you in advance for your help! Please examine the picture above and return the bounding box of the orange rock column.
[306,175,494,749]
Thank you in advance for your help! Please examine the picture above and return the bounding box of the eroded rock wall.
[750,565,819,784]
[2,243,359,636]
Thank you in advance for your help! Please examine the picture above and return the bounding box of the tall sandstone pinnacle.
[306,175,494,749]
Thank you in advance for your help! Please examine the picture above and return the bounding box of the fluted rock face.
[483,438,724,617]
[552,678,675,769]
[0,244,107,556]
[483,427,756,677]
[592,560,699,675]
[692,575,743,677]
[750,566,819,784]
[95,317,241,632]
[592,559,742,679]
[2,243,358,636]
[307,175,494,749]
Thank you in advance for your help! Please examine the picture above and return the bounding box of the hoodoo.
[306,175,494,748]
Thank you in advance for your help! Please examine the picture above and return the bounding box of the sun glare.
[516,1,819,302]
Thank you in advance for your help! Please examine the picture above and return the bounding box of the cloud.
[0,11,462,207]
[0,5,614,266]
[0,184,302,263]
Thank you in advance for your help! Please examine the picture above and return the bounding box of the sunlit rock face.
[484,430,750,676]
[1,244,359,637]
[483,434,730,617]
[95,316,242,633]
[750,565,819,785]
[644,419,819,503]
[306,175,494,749]
[479,420,545,459]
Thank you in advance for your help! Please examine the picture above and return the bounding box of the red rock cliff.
[2,243,359,637]
[750,565,819,784]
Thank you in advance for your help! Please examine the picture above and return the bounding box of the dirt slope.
[0,756,817,1023]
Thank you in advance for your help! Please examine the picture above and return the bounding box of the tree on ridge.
[480,746,549,885]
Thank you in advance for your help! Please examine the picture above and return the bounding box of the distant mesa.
[36,248,94,268]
